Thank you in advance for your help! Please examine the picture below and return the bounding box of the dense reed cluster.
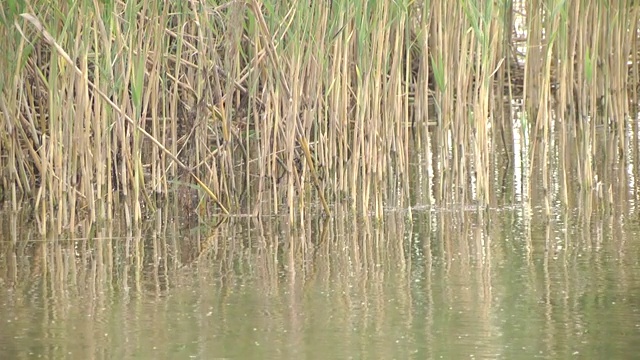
[0,0,638,232]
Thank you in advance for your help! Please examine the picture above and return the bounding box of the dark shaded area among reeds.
[1,0,639,232]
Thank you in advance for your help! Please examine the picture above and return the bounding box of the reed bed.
[0,0,638,233]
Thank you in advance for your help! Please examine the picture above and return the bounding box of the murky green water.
[1,204,639,359]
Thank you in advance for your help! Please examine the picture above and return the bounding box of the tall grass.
[0,0,638,232]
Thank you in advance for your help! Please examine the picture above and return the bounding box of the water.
[1,205,639,359]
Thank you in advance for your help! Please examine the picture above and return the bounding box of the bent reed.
[0,0,638,233]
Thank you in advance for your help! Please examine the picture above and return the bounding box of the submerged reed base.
[0,1,639,233]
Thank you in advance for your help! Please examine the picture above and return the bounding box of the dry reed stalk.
[415,1,434,205]
[466,0,506,207]
[522,0,544,206]
[1,0,639,231]
[610,3,632,153]
[324,2,350,201]
[428,1,449,203]
[553,1,571,207]
[20,11,228,211]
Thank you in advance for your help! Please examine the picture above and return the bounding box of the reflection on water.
[2,116,640,358]
[1,203,639,359]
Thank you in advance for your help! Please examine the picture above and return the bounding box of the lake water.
[1,201,639,359]
[3,114,640,359]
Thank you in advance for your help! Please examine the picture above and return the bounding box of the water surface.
[1,204,639,359]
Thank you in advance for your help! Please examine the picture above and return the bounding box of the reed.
[0,0,638,232]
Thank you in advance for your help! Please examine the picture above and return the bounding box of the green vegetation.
[0,0,637,232]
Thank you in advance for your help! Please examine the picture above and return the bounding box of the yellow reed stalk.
[18,13,229,215]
